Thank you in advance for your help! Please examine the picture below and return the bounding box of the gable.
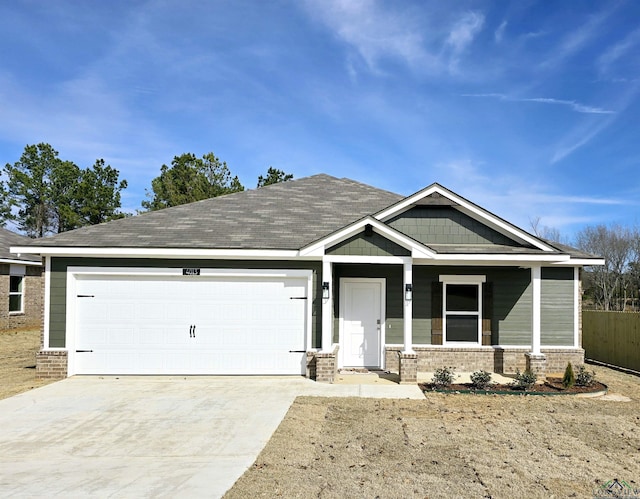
[387,206,526,247]
[326,231,411,257]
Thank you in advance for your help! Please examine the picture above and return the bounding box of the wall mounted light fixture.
[405,283,413,301]
[322,281,330,299]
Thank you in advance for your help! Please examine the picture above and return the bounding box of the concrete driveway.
[0,376,423,498]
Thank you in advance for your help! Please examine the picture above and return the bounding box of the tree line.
[0,143,293,236]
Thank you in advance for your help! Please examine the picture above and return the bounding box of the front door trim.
[338,278,386,369]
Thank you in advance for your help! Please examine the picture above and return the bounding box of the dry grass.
[226,367,640,499]
[0,328,54,400]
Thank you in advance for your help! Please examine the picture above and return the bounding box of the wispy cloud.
[494,21,507,44]
[462,93,615,114]
[597,26,640,76]
[302,0,432,74]
[540,6,615,70]
[302,2,484,76]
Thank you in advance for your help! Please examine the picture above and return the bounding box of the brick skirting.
[308,345,339,383]
[385,346,584,375]
[36,350,68,379]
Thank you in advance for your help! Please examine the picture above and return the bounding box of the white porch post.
[402,259,414,354]
[531,265,542,355]
[321,259,333,352]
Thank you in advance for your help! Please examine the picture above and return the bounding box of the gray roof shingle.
[0,227,41,262]
[27,174,404,250]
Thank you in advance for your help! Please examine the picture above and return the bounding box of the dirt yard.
[0,329,54,400]
[225,367,640,499]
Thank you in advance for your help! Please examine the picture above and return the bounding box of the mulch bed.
[419,378,608,395]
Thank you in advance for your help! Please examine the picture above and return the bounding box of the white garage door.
[73,272,308,375]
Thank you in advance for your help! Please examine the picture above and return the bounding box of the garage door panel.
[74,273,308,375]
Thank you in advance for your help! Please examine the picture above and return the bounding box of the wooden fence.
[583,311,640,372]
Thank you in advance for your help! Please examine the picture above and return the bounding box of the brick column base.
[525,353,547,380]
[36,350,68,379]
[314,345,339,383]
[398,352,418,384]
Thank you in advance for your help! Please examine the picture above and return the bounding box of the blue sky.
[1,1,639,241]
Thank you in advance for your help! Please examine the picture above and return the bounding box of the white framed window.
[9,264,26,314]
[440,275,486,345]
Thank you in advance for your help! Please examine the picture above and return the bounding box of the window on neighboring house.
[9,275,24,313]
[440,275,485,344]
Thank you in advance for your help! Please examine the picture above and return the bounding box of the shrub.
[470,370,492,390]
[575,365,597,387]
[510,368,537,391]
[562,362,576,389]
[431,367,456,388]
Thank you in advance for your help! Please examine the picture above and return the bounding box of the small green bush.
[470,370,492,390]
[431,367,456,388]
[575,365,596,387]
[562,362,576,389]
[510,368,537,391]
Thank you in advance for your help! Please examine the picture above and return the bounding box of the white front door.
[340,279,384,368]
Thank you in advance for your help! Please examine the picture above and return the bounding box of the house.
[11,174,603,382]
[1,227,43,331]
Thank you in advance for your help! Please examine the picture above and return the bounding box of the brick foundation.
[525,353,547,379]
[398,352,418,384]
[385,346,584,375]
[309,345,339,383]
[36,350,68,379]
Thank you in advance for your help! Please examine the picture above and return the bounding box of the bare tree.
[575,224,639,310]
[529,216,565,244]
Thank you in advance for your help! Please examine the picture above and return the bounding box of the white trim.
[323,255,412,264]
[574,267,580,348]
[434,254,570,262]
[374,184,556,252]
[439,274,486,284]
[439,274,486,346]
[300,217,436,259]
[0,257,41,266]
[10,246,300,259]
[64,266,313,377]
[554,258,605,266]
[43,257,51,350]
[531,265,542,355]
[339,278,386,369]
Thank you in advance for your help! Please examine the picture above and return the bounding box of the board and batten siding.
[48,258,322,349]
[541,267,575,346]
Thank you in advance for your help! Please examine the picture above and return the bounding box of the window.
[9,275,24,313]
[440,275,485,345]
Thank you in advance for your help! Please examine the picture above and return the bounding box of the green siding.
[326,232,410,257]
[49,258,322,349]
[388,207,521,246]
[332,265,534,346]
[541,267,574,346]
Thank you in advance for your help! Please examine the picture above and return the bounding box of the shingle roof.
[0,227,41,262]
[28,174,404,250]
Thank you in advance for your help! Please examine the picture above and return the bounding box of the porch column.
[321,259,333,352]
[531,265,542,355]
[402,259,414,354]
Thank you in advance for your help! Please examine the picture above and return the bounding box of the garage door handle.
[189,325,193,338]
[76,350,93,353]
[193,325,196,338]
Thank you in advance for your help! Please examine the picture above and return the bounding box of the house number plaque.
[182,268,201,276]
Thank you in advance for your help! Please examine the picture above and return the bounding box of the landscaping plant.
[431,366,456,388]
[510,368,537,391]
[575,365,597,387]
[470,370,492,390]
[562,362,576,389]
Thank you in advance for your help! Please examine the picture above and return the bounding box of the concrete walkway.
[0,376,424,498]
